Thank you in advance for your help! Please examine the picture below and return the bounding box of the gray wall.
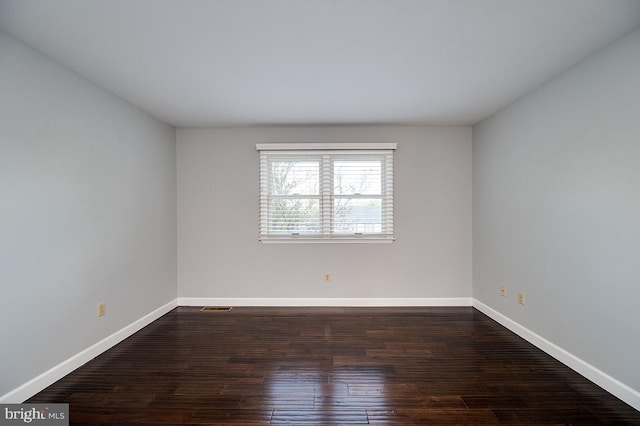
[177,126,472,300]
[0,33,177,396]
[473,28,640,391]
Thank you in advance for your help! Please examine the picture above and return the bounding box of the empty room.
[1,0,639,424]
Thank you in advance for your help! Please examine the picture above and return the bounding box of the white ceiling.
[1,0,640,127]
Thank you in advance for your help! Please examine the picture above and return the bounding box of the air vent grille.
[200,306,232,312]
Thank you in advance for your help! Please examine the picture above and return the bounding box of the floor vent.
[200,306,233,312]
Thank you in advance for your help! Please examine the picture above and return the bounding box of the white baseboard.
[472,299,640,412]
[0,299,178,403]
[177,297,473,307]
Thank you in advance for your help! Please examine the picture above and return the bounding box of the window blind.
[257,143,396,242]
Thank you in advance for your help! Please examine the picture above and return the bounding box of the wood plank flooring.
[28,307,640,424]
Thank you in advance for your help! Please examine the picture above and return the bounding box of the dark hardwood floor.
[28,307,640,424]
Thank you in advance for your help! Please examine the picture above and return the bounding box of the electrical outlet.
[500,286,506,297]
[324,273,331,283]
[97,302,106,317]
[518,292,525,305]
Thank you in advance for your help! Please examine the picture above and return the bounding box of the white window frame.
[257,143,396,243]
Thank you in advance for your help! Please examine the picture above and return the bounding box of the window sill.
[259,237,395,244]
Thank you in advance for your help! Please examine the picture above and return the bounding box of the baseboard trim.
[177,297,473,307]
[472,299,640,411]
[0,299,178,403]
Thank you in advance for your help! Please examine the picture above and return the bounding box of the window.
[257,143,396,242]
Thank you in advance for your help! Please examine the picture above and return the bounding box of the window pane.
[258,146,394,241]
[334,198,382,234]
[334,160,381,195]
[269,198,320,234]
[270,160,319,195]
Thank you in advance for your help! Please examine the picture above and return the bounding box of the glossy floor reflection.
[28,307,640,424]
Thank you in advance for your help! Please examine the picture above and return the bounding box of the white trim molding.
[259,238,394,244]
[473,299,640,412]
[0,299,178,403]
[256,142,397,151]
[177,297,472,307]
